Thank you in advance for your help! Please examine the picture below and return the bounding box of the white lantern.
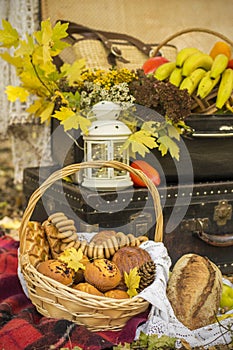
[80,101,133,191]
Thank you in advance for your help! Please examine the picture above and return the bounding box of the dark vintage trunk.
[23,165,233,275]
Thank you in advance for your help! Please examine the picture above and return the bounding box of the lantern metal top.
[87,120,132,137]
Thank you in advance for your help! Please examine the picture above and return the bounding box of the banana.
[169,67,183,87]
[216,68,233,109]
[210,53,229,79]
[154,61,176,81]
[179,68,206,95]
[176,47,201,68]
[182,52,213,77]
[197,71,220,99]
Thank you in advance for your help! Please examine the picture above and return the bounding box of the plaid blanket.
[0,230,148,350]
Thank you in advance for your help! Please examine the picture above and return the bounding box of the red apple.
[130,160,161,187]
[227,59,233,69]
[142,56,169,74]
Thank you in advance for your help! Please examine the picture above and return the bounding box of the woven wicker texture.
[19,160,163,331]
[73,39,177,70]
[40,0,233,54]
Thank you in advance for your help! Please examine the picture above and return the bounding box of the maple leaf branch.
[30,55,54,96]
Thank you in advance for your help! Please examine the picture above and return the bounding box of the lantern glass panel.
[91,142,108,178]
[113,142,127,177]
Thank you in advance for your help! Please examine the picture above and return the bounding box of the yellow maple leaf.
[141,121,159,137]
[26,98,43,115]
[61,113,91,133]
[59,247,85,272]
[0,52,22,67]
[61,59,86,85]
[53,107,91,133]
[167,123,181,141]
[0,19,19,48]
[122,130,158,157]
[15,35,34,57]
[124,267,140,298]
[5,86,29,102]
[39,101,55,123]
[158,135,180,160]
[53,106,75,121]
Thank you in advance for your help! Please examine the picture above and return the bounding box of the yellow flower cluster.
[79,68,138,89]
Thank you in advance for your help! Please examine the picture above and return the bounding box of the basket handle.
[152,27,233,57]
[19,160,163,255]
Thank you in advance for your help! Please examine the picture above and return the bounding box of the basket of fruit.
[18,160,163,331]
[141,28,233,183]
[151,27,233,114]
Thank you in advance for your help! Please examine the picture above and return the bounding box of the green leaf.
[0,19,19,48]
[5,86,29,102]
[63,91,81,109]
[158,135,180,160]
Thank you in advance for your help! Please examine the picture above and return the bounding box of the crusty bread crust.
[167,253,223,330]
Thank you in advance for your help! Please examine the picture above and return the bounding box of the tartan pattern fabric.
[0,231,148,350]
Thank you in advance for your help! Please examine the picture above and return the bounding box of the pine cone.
[137,260,156,293]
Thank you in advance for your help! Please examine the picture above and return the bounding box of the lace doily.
[0,0,53,183]
[18,238,233,348]
[137,240,233,349]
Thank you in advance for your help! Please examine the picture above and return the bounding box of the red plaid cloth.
[0,230,148,350]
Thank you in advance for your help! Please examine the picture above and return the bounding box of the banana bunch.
[154,47,233,111]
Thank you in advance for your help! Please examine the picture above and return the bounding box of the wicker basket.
[153,27,233,114]
[19,160,163,331]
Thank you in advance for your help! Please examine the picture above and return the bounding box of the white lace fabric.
[18,238,233,348]
[137,241,233,348]
[0,0,53,183]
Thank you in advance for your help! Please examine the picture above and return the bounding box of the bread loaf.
[167,253,223,330]
[112,246,152,290]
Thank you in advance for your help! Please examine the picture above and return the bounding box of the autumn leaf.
[5,86,29,102]
[26,98,44,115]
[62,112,91,133]
[0,19,19,48]
[59,247,85,272]
[61,59,86,85]
[15,35,35,57]
[34,19,69,56]
[157,135,180,160]
[124,267,140,298]
[167,123,181,141]
[39,101,55,123]
[122,130,158,157]
[141,121,159,137]
[53,107,91,133]
[53,106,75,120]
[0,52,22,67]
